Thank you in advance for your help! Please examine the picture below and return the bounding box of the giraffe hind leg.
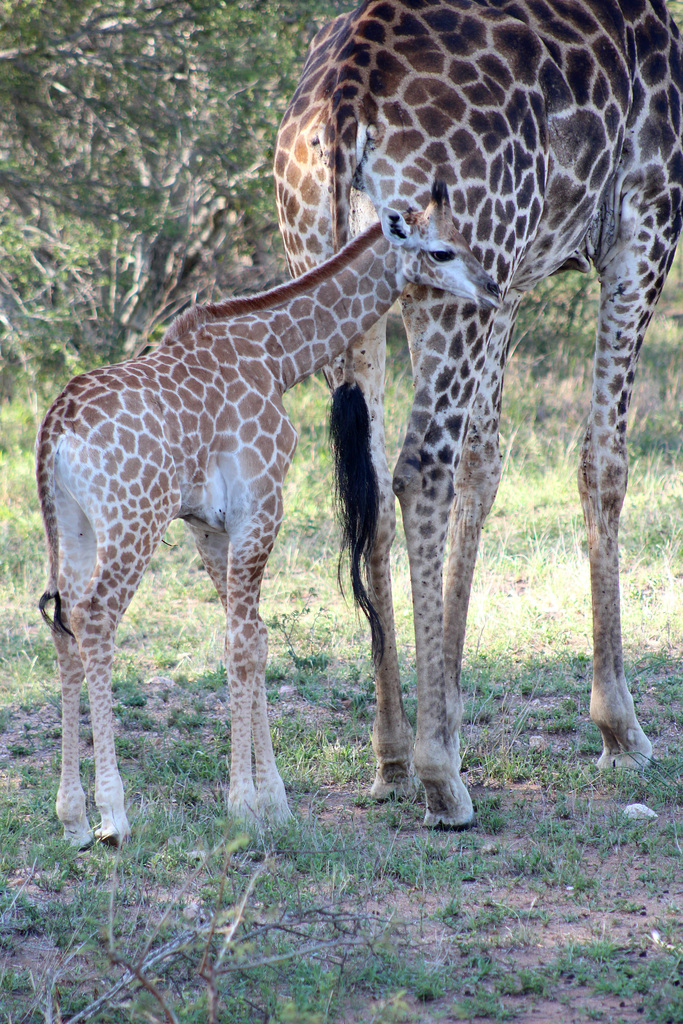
[581,177,682,770]
[51,489,95,848]
[54,624,93,849]
[330,316,417,800]
[69,578,130,846]
[58,489,170,846]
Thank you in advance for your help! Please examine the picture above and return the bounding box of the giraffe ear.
[381,208,413,245]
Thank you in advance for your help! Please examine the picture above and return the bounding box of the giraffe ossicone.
[36,188,497,848]
[275,0,683,828]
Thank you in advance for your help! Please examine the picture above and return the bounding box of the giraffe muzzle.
[483,278,501,309]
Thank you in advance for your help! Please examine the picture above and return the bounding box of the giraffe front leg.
[226,615,289,824]
[443,412,503,747]
[393,292,502,827]
[443,303,518,751]
[189,526,257,819]
[251,620,290,824]
[397,478,474,829]
[225,664,258,824]
[579,425,652,769]
[224,527,289,825]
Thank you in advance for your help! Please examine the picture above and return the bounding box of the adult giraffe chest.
[284,0,637,290]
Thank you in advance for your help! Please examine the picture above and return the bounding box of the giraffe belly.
[178,454,252,536]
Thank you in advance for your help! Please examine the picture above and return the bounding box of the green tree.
[0,0,349,400]
[1,0,681,402]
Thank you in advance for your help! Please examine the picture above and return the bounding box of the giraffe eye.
[429,250,455,263]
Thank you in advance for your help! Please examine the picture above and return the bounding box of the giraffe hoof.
[597,748,652,771]
[370,770,420,802]
[258,794,292,825]
[420,774,475,830]
[95,829,126,848]
[94,815,131,848]
[424,809,476,831]
[63,826,95,851]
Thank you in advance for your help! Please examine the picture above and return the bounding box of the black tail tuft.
[329,382,384,663]
[39,590,75,638]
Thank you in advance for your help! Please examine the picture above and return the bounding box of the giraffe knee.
[229,618,267,677]
[68,603,88,640]
[70,598,116,642]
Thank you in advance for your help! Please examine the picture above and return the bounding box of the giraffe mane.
[161,221,384,346]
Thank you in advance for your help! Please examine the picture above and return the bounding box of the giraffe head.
[380,180,500,309]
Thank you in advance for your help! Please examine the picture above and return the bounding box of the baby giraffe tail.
[36,419,74,638]
[329,380,384,663]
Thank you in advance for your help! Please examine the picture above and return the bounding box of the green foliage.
[0,0,350,399]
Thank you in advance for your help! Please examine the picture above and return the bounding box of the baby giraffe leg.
[51,492,97,848]
[251,616,290,822]
[190,528,254,817]
[53,625,92,849]
[71,597,130,845]
[191,525,289,822]
[67,523,167,846]
[227,525,288,823]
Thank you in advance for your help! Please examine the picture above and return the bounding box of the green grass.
[1,260,682,1022]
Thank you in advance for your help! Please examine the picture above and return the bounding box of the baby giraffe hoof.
[228,795,259,825]
[597,749,651,771]
[257,790,292,825]
[370,769,420,802]
[424,810,477,831]
[94,818,130,848]
[64,826,95,851]
[95,829,126,848]
[264,802,293,826]
[421,779,475,831]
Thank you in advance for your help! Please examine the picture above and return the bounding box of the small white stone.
[529,735,548,750]
[182,902,199,921]
[279,684,295,696]
[481,841,498,854]
[623,803,658,820]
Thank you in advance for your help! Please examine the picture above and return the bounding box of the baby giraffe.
[37,183,499,848]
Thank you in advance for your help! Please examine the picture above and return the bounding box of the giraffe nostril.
[487,281,500,297]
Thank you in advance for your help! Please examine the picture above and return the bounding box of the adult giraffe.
[274,0,683,827]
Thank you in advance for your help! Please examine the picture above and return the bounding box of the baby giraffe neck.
[278,235,401,391]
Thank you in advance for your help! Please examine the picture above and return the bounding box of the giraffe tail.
[324,101,384,656]
[329,381,384,663]
[35,412,74,638]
